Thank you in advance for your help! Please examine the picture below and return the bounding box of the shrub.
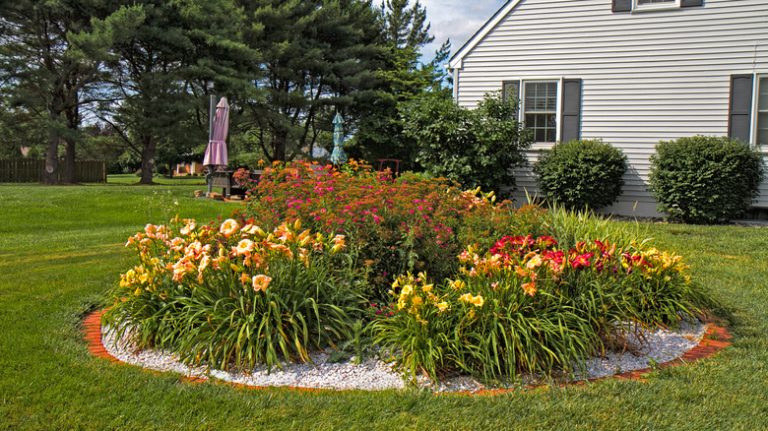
[401,93,533,196]
[374,234,712,382]
[104,218,366,371]
[244,161,520,299]
[534,139,627,210]
[649,136,764,223]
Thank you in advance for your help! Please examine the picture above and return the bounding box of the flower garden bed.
[101,162,723,392]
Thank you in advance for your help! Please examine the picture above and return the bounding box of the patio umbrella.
[203,97,230,168]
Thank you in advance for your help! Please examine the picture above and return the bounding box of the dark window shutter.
[560,79,582,143]
[729,75,754,143]
[612,0,632,12]
[681,0,704,7]
[502,80,521,115]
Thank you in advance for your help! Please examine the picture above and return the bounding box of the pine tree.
[237,0,383,162]
[0,0,115,183]
[350,0,449,170]
[380,0,433,49]
[92,0,255,184]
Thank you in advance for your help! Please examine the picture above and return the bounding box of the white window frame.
[520,78,562,144]
[751,73,768,150]
[633,0,681,12]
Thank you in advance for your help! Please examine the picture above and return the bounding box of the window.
[757,77,768,146]
[502,81,519,104]
[634,0,680,11]
[523,81,558,142]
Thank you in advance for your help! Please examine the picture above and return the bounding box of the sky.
[419,0,507,61]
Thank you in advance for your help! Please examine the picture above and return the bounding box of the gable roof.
[448,0,524,70]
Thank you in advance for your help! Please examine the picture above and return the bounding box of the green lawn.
[108,173,208,186]
[1,183,767,430]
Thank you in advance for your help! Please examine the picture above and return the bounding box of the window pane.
[759,78,768,110]
[759,78,768,147]
[502,82,519,103]
[758,113,768,147]
[523,81,558,142]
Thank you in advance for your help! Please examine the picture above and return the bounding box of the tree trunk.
[62,138,76,183]
[42,110,60,184]
[273,130,287,162]
[61,105,79,183]
[140,135,156,184]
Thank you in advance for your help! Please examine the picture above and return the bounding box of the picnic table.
[206,170,262,198]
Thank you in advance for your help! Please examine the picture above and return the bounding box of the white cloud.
[418,0,507,59]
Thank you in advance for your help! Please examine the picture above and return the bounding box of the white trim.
[453,68,460,102]
[751,72,759,146]
[448,0,523,70]
[752,73,768,150]
[632,0,681,13]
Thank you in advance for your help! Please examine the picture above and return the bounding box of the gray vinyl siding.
[454,0,768,217]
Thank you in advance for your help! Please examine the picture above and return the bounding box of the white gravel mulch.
[101,321,707,393]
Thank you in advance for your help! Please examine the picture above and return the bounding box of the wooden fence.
[0,159,107,183]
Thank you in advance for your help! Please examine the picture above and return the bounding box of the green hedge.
[649,136,764,224]
[534,139,627,210]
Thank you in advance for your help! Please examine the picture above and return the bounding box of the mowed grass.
[108,173,208,186]
[0,183,767,430]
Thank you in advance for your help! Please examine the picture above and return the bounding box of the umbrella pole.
[208,94,215,142]
[207,94,215,195]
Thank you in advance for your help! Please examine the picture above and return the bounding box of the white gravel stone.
[101,321,707,393]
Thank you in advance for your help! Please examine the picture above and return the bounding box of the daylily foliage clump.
[374,234,709,381]
[107,217,364,370]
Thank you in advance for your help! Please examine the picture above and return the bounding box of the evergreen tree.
[350,0,449,170]
[379,0,433,49]
[237,0,383,162]
[0,0,116,183]
[92,0,255,184]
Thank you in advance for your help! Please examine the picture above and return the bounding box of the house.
[174,161,205,176]
[449,0,768,217]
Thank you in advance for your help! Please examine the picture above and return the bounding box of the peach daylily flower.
[234,239,255,256]
[220,219,239,237]
[252,274,272,292]
[521,281,537,297]
[180,219,196,236]
[269,243,294,260]
[169,237,185,252]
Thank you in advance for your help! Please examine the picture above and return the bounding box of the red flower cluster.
[244,161,517,289]
[458,236,691,298]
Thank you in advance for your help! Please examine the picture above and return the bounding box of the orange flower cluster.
[121,218,345,297]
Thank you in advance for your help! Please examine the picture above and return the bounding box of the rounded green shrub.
[649,136,764,223]
[534,139,627,210]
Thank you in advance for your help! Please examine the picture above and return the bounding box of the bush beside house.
[401,94,533,197]
[534,139,627,211]
[649,136,764,224]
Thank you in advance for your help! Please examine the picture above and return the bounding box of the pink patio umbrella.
[203,97,230,169]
